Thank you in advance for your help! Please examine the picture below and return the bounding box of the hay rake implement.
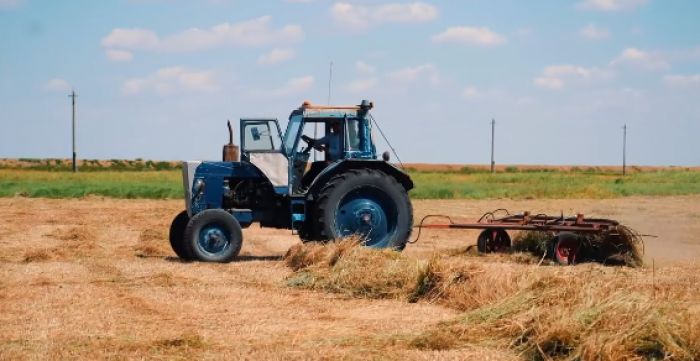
[414,209,643,266]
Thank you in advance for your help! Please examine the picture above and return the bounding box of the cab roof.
[298,100,373,119]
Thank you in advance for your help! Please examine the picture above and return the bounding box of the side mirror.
[382,151,390,162]
[251,127,261,141]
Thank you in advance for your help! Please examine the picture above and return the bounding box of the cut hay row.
[284,241,700,360]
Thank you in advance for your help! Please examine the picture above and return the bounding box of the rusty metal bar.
[416,211,619,234]
[419,223,613,233]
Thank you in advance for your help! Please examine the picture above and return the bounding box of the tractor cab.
[239,100,377,195]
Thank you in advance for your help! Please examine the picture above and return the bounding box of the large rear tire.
[183,209,243,263]
[169,210,192,260]
[313,169,413,250]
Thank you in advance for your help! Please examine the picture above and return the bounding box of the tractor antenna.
[327,61,333,105]
[369,114,404,169]
[314,61,334,162]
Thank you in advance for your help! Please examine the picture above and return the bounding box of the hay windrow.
[285,239,424,299]
[285,241,700,360]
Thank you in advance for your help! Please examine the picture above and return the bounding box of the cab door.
[240,119,288,191]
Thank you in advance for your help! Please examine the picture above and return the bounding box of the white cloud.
[330,2,438,30]
[102,16,303,59]
[270,75,315,96]
[432,26,506,46]
[664,74,700,87]
[386,64,440,85]
[122,67,217,96]
[346,78,378,93]
[580,24,610,40]
[355,61,376,75]
[610,48,669,70]
[577,0,648,12]
[534,77,564,90]
[257,48,295,65]
[534,65,611,90]
[160,17,303,51]
[42,78,71,92]
[101,28,160,49]
[105,49,134,62]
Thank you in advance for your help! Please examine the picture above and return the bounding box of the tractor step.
[290,197,306,235]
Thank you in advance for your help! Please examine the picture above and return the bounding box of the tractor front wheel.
[313,169,413,250]
[183,209,243,263]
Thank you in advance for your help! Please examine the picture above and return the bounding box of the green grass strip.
[1,168,699,200]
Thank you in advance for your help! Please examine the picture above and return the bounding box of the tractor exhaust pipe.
[222,120,239,162]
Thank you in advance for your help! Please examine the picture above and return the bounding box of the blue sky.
[1,0,699,165]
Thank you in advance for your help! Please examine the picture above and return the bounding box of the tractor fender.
[306,160,413,197]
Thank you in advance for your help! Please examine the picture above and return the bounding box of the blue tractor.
[169,100,414,262]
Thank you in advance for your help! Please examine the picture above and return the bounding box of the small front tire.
[183,209,243,263]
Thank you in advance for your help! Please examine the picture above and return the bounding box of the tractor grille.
[181,161,201,216]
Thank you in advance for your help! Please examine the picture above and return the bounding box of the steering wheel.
[301,135,316,154]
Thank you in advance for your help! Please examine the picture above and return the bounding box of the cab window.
[345,118,362,151]
[243,120,281,152]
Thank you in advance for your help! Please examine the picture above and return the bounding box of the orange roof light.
[300,101,363,111]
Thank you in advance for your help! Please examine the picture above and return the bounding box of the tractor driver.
[302,122,342,161]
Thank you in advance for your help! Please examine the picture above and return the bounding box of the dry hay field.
[1,196,700,360]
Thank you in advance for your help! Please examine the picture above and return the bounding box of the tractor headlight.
[193,179,205,195]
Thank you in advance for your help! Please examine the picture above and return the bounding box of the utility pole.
[622,124,627,176]
[69,90,78,173]
[490,118,495,174]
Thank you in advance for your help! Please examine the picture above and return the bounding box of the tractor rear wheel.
[169,210,192,260]
[183,209,243,263]
[313,169,413,250]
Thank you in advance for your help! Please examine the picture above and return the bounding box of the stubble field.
[1,196,699,360]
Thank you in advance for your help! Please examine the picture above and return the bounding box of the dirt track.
[1,196,699,360]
